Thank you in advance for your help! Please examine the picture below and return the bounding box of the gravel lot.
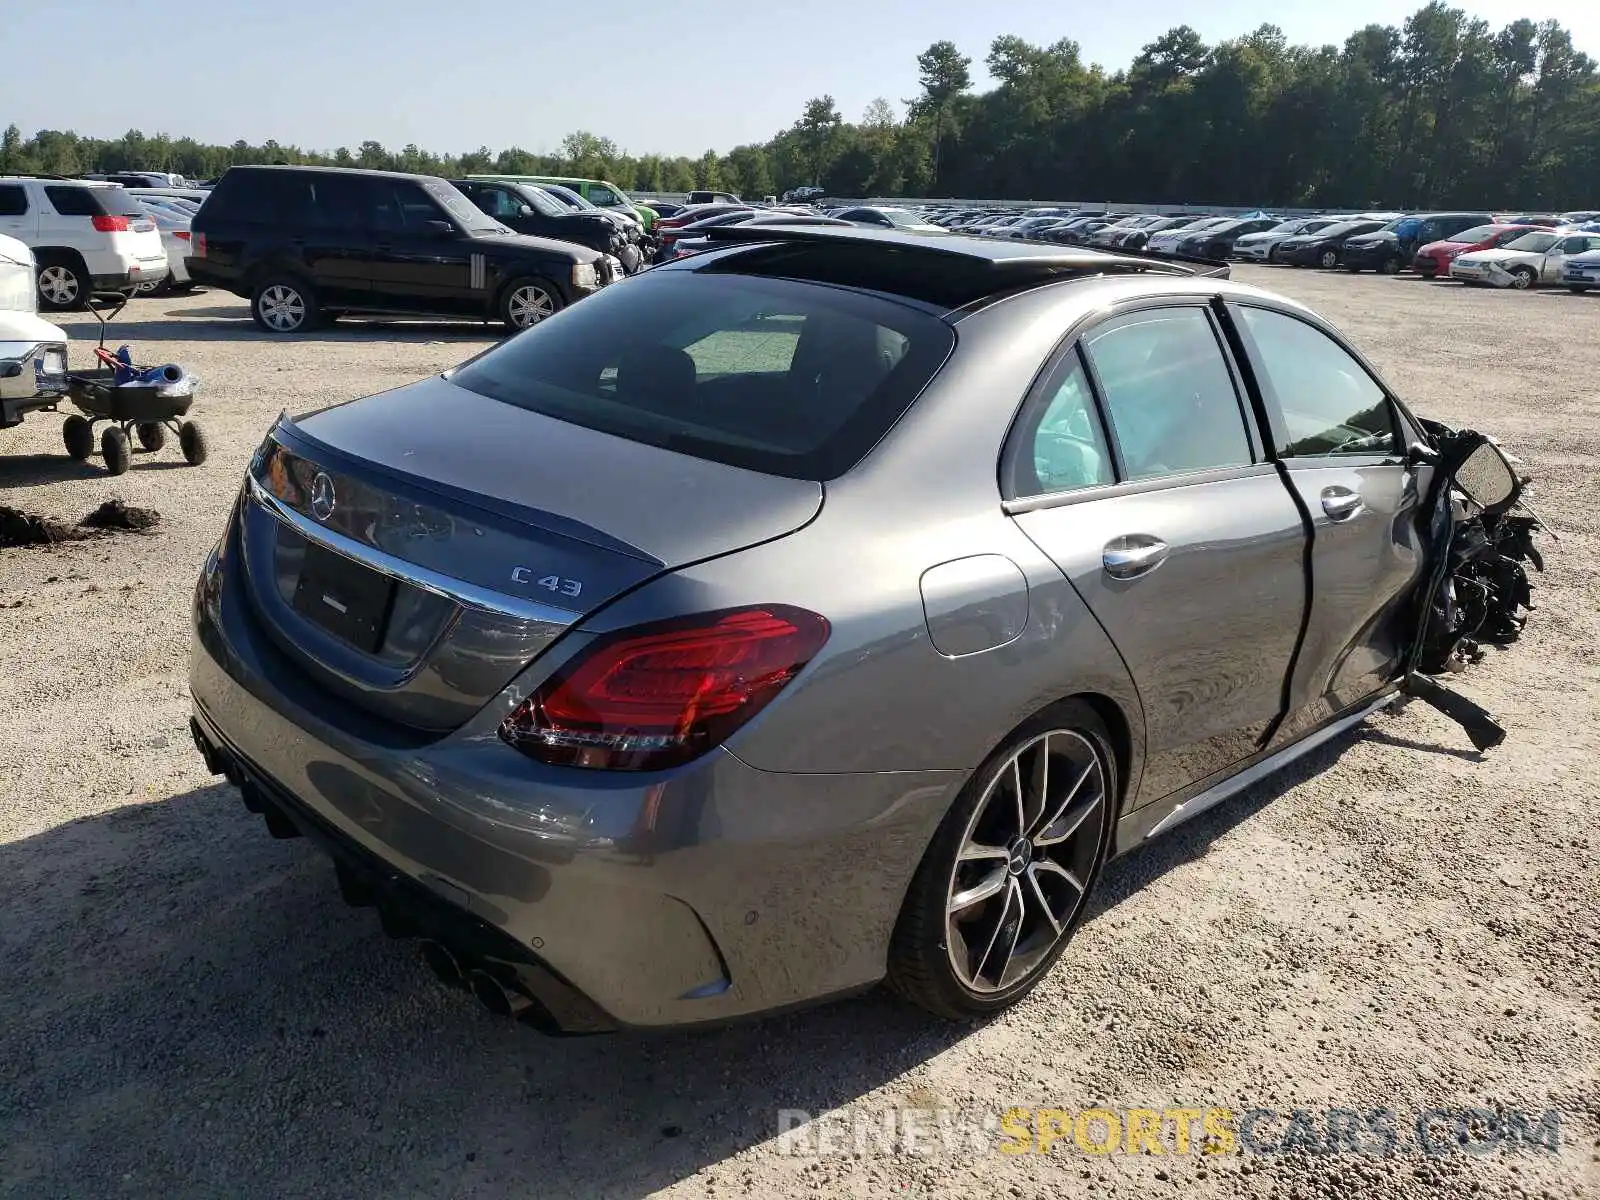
[1,272,1597,1200]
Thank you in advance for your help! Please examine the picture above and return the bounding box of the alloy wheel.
[507,285,555,329]
[38,265,80,306]
[945,730,1106,994]
[259,284,307,331]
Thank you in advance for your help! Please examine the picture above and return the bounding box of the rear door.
[1223,301,1427,747]
[0,183,34,243]
[1007,301,1310,806]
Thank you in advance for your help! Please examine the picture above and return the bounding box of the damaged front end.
[1400,420,1550,749]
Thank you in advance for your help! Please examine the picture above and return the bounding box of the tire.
[178,420,208,466]
[1318,249,1340,269]
[36,255,89,312]
[1266,245,1278,263]
[101,426,131,476]
[498,277,563,331]
[62,415,94,460]
[250,277,319,332]
[1379,256,1402,276]
[136,421,167,452]
[1506,266,1536,290]
[886,700,1118,1020]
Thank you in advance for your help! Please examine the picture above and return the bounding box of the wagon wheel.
[179,421,208,466]
[63,415,94,461]
[101,426,132,476]
[136,422,167,452]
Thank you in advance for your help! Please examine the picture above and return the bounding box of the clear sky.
[3,0,1597,159]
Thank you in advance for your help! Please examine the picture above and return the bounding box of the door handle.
[1103,535,1169,580]
[1321,486,1364,522]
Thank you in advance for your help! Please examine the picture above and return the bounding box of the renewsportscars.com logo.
[776,1105,1566,1159]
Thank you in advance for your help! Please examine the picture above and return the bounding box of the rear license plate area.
[292,541,396,653]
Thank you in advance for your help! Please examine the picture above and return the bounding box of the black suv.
[1341,212,1494,274]
[187,166,615,332]
[451,180,640,273]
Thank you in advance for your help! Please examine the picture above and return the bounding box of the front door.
[1225,302,1428,746]
[1008,303,1310,806]
[363,180,475,314]
[1543,233,1600,282]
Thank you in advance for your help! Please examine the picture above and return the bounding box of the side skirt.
[1113,689,1398,850]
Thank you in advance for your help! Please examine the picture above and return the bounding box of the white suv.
[0,178,168,311]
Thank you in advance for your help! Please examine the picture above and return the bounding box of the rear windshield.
[45,186,145,218]
[451,270,954,480]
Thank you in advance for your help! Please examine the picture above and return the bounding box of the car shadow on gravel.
[1087,724,1375,912]
[0,783,968,1200]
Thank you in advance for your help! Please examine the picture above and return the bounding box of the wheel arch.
[33,246,90,275]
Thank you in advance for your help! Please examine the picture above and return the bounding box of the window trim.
[1221,299,1414,467]
[998,295,1267,507]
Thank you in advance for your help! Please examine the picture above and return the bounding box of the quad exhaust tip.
[420,940,466,990]
[469,969,534,1019]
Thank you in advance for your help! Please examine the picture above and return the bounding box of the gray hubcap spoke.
[945,728,1107,994]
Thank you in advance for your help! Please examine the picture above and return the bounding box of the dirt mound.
[1,500,162,549]
[80,500,161,533]
[0,507,86,548]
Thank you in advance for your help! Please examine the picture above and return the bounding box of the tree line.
[3,3,1596,209]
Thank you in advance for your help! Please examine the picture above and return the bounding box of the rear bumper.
[188,519,955,1030]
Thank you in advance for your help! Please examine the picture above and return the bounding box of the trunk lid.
[240,375,821,731]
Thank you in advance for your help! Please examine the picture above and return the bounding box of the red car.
[1413,224,1536,278]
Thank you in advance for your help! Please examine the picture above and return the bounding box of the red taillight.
[174,230,191,240]
[500,606,829,770]
[91,215,131,232]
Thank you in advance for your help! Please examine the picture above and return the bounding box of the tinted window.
[1561,235,1600,255]
[1082,308,1252,480]
[470,186,522,219]
[197,171,288,223]
[1239,307,1398,457]
[303,175,369,230]
[451,270,953,480]
[45,186,144,217]
[589,185,620,205]
[0,185,26,216]
[1015,352,1114,497]
[369,181,446,233]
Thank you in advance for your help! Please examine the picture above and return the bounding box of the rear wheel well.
[34,247,89,274]
[1066,693,1132,810]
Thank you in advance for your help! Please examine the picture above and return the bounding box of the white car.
[1448,228,1600,289]
[131,201,194,292]
[0,234,70,430]
[1233,217,1340,262]
[0,178,167,310]
[1561,247,1600,292]
[1145,218,1228,254]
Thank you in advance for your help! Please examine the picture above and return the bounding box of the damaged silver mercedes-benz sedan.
[190,226,1544,1032]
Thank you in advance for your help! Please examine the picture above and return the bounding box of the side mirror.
[1453,440,1519,511]
[517,205,534,217]
[424,220,456,238]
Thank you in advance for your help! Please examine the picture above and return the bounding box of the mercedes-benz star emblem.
[309,472,337,522]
